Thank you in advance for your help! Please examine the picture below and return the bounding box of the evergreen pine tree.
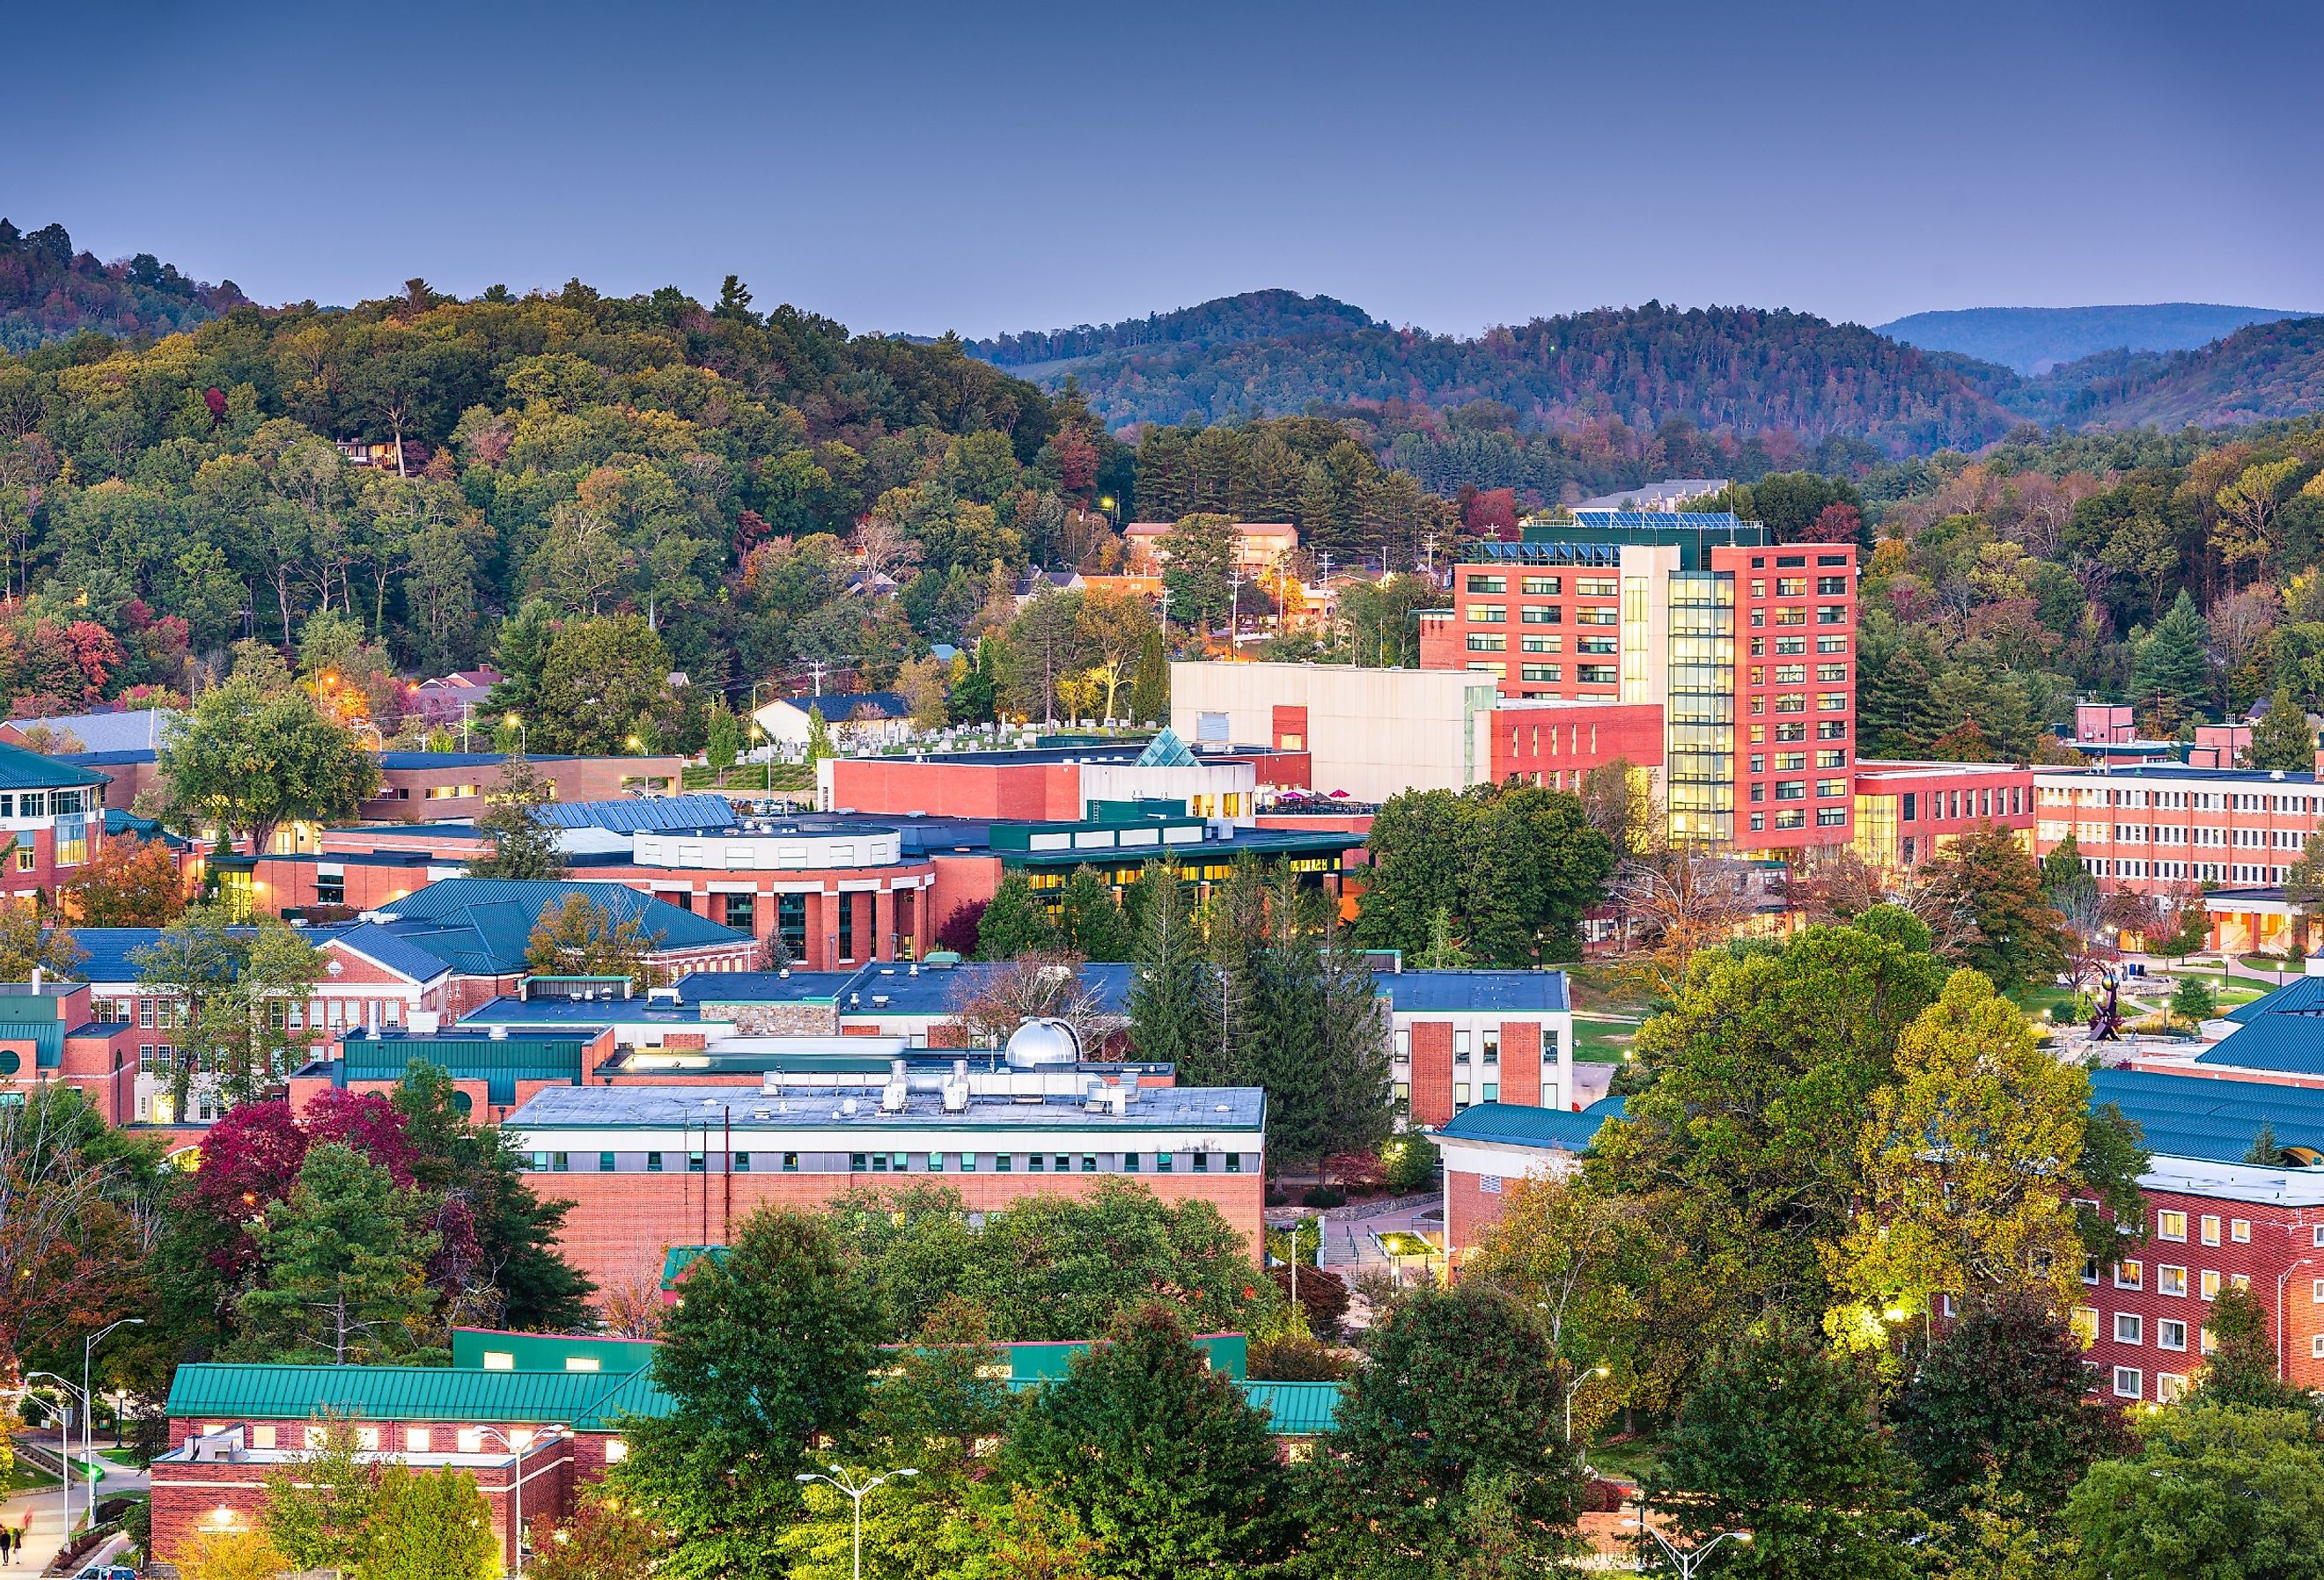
[467,755,568,880]
[2131,589,2214,729]
[1056,866,1130,962]
[2244,687,2317,772]
[1128,628,1169,724]
[2038,832,2100,915]
[2195,1282,2313,1410]
[1314,907,1392,1172]
[1190,857,1267,1087]
[233,1143,443,1365]
[1126,863,1211,1073]
[1247,868,1333,1167]
[975,875,1059,959]
[949,639,998,724]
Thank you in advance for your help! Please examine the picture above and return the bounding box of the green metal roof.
[1241,1379,1342,1435]
[339,1033,592,1105]
[0,741,109,790]
[169,1346,1328,1437]
[164,1363,670,1431]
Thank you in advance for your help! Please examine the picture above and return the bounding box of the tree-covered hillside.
[1845,417,2324,766]
[2049,315,2324,430]
[0,220,246,353]
[0,273,1107,720]
[965,290,1375,370]
[988,300,2018,455]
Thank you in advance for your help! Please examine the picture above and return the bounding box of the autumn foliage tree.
[59,833,188,925]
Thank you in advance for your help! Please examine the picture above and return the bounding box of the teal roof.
[338,1031,594,1104]
[0,740,108,790]
[1241,1379,1342,1435]
[2225,976,2324,1024]
[2199,976,2324,1077]
[164,1363,671,1431]
[370,879,749,975]
[2090,1068,2324,1165]
[169,1342,1328,1436]
[1438,1096,1627,1151]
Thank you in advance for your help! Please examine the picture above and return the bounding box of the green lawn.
[2011,983,2076,1017]
[1561,964,1653,1018]
[0,1461,57,1493]
[1583,1433,1664,1487]
[1572,1016,1640,1065]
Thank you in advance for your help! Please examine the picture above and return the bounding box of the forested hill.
[2036,315,2324,430]
[981,300,2019,455]
[964,290,1376,370]
[0,220,246,352]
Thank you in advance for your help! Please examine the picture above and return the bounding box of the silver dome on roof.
[1004,1017,1082,1069]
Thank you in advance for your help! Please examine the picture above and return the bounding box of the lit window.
[2159,1266,2187,1297]
[2202,1215,2221,1246]
[2202,1270,2221,1300]
[482,1350,514,1371]
[2234,1220,2251,1243]
[606,1439,629,1464]
[2157,1373,2188,1402]
[2114,1260,2143,1290]
[2156,1211,2187,1242]
[406,1428,430,1452]
[457,1428,483,1453]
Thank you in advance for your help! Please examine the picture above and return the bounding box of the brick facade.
[1407,1023,1454,1128]
[2078,1183,2324,1404]
[151,1429,575,1569]
[533,1166,1268,1290]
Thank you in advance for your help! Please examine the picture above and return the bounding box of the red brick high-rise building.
[1422,511,1857,859]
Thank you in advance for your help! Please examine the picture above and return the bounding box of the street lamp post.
[1563,1364,1610,1444]
[473,1427,533,1576]
[27,1371,89,1540]
[796,1466,918,1580]
[83,1319,143,1519]
[503,714,528,755]
[1644,1527,1753,1578]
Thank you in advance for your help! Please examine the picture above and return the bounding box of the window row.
[525,1149,1254,1175]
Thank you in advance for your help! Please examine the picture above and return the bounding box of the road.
[4,1438,149,1576]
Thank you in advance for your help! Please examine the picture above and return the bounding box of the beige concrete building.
[1170,662,1502,804]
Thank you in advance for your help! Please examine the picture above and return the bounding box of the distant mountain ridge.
[969,290,2324,452]
[1875,303,2311,374]
[973,295,2019,454]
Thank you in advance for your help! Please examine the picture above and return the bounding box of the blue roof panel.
[1381,970,1570,1014]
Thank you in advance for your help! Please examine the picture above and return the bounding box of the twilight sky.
[7,0,2318,339]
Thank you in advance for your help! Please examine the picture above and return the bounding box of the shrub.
[1248,1330,1353,1381]
[1383,1133,1440,1194]
[1300,1184,1347,1209]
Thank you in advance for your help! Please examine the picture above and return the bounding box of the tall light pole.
[1644,1527,1752,1578]
[796,1466,917,1580]
[83,1319,143,1517]
[1563,1363,1610,1444]
[27,1371,89,1540]
[473,1427,532,1576]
